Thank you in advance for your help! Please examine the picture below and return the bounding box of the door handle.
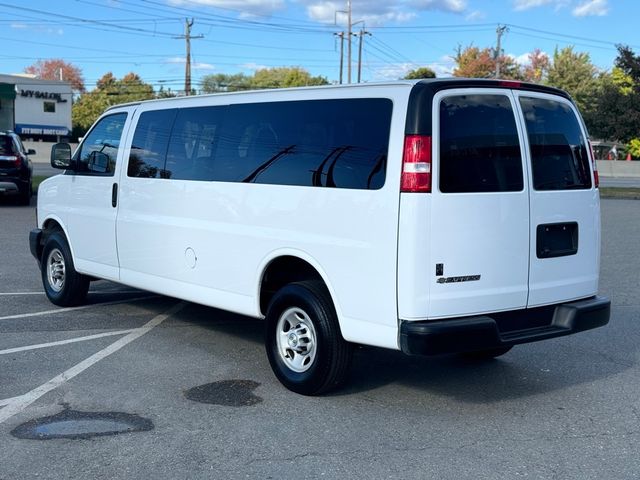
[112,183,118,208]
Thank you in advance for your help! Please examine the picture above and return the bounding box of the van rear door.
[428,89,530,318]
[515,92,600,306]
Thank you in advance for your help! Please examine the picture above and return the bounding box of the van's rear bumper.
[399,296,610,356]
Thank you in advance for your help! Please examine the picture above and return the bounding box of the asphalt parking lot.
[0,196,639,479]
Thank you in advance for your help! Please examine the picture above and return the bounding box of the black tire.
[461,346,513,360]
[41,231,90,306]
[265,281,352,395]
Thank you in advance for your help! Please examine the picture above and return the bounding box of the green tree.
[616,44,640,85]
[72,72,155,137]
[200,73,251,93]
[250,67,328,89]
[403,67,436,79]
[546,46,598,115]
[585,46,640,142]
[628,138,640,158]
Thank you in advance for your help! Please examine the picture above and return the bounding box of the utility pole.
[334,32,345,84]
[356,28,371,84]
[175,18,203,96]
[495,24,508,79]
[347,0,352,84]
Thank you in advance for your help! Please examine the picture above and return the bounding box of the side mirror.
[27,148,36,155]
[51,143,72,170]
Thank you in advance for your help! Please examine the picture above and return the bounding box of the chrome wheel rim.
[46,248,65,293]
[276,307,317,373]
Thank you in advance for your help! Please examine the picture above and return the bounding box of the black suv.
[0,131,34,205]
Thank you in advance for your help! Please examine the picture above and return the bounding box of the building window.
[44,101,55,113]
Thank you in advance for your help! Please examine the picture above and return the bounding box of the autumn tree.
[403,67,436,79]
[452,45,522,80]
[522,49,550,83]
[25,59,85,92]
[72,72,155,136]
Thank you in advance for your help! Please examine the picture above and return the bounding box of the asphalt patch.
[184,380,262,407]
[10,408,154,440]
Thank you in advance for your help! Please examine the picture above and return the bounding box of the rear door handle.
[112,183,118,208]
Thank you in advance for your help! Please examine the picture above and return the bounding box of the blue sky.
[0,0,637,92]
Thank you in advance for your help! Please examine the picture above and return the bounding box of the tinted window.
[213,98,392,189]
[439,95,523,193]
[0,136,14,155]
[520,97,591,190]
[75,113,127,176]
[128,109,177,178]
[165,106,225,181]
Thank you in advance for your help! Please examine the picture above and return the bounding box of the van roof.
[106,78,571,112]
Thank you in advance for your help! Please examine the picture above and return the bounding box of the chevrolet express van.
[30,79,610,395]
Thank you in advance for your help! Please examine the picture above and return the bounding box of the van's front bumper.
[400,296,610,355]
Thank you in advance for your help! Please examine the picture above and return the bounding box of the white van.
[30,79,610,395]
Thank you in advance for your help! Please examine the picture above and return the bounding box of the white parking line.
[0,302,185,424]
[0,329,136,355]
[0,295,158,321]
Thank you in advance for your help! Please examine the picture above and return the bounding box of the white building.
[0,74,72,139]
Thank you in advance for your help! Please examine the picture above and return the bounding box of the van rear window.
[519,97,591,191]
[439,95,524,193]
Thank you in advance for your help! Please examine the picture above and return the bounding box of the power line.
[0,3,177,38]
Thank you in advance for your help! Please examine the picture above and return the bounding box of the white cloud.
[465,10,486,21]
[302,0,466,25]
[513,0,608,15]
[572,0,609,16]
[513,0,555,10]
[371,55,454,80]
[10,22,63,35]
[240,62,269,71]
[167,0,285,16]
[165,57,216,70]
[193,62,216,70]
[514,52,531,65]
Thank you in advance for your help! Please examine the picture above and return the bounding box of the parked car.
[30,79,610,395]
[0,131,34,205]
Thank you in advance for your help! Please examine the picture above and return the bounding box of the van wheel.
[265,281,352,395]
[461,346,512,360]
[41,232,90,307]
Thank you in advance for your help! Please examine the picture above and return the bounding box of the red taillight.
[588,140,599,188]
[401,135,432,193]
[10,156,21,168]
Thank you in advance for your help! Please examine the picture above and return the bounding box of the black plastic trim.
[400,296,610,356]
[405,79,572,136]
[29,228,43,263]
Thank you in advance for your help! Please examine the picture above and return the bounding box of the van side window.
[165,106,225,181]
[213,98,392,189]
[439,95,523,193]
[519,97,592,191]
[128,109,177,178]
[74,113,127,176]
